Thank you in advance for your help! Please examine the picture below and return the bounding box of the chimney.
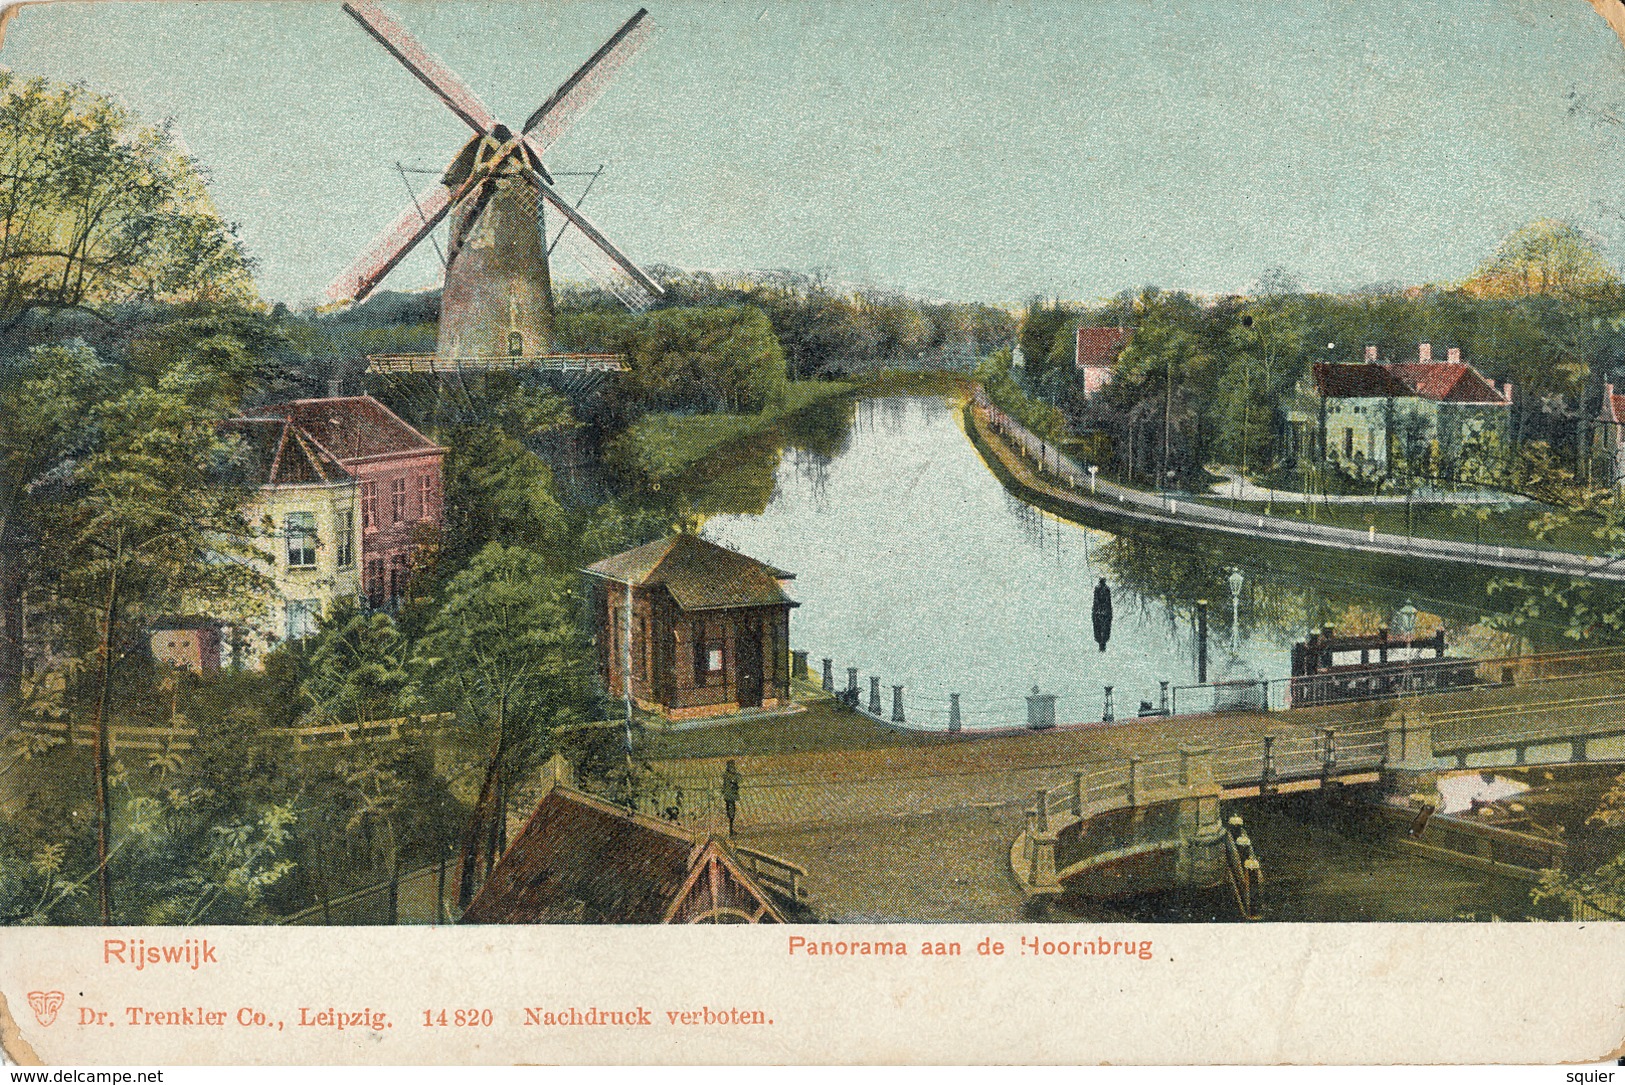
[327,378,342,398]
[1364,345,1377,363]
[1447,346,1460,364]
[1418,342,1432,363]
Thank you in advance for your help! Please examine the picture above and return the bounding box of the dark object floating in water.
[1092,577,1113,652]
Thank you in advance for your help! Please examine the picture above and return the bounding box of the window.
[390,478,407,524]
[285,512,317,568]
[362,482,379,531]
[418,475,433,521]
[707,647,724,672]
[388,554,408,603]
[365,558,385,608]
[284,599,318,641]
[693,623,724,686]
[1344,427,1354,458]
[335,508,355,569]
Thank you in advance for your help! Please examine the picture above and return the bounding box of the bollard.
[1243,857,1264,918]
[868,676,881,716]
[792,650,809,681]
[1196,600,1209,684]
[1073,771,1086,817]
[822,658,834,693]
[1236,833,1252,861]
[1227,814,1245,839]
[1160,680,1170,716]
[1126,755,1142,806]
[1103,685,1115,723]
[846,667,858,699]
[948,693,962,733]
[892,684,905,724]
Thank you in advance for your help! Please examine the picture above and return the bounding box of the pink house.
[1075,326,1133,398]
[246,396,446,608]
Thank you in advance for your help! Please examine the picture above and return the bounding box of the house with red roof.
[245,396,446,609]
[1074,326,1133,398]
[1594,384,1625,487]
[1301,343,1511,474]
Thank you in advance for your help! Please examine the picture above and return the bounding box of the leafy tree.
[413,543,591,905]
[438,428,567,573]
[0,72,255,326]
[38,365,266,921]
[1462,220,1617,300]
[299,602,411,730]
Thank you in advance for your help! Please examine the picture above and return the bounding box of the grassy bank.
[611,371,974,485]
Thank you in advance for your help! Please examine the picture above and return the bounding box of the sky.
[4,0,1625,307]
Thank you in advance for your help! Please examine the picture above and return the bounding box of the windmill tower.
[327,2,662,375]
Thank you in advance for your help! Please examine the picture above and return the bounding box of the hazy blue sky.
[5,0,1624,306]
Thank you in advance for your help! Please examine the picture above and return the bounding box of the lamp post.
[1089,464,1098,494]
[1228,568,1245,650]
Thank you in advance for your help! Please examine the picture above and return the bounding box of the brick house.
[583,534,797,719]
[1074,326,1133,398]
[245,396,446,608]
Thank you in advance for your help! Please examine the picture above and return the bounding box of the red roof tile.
[245,395,442,463]
[1387,362,1507,405]
[1075,326,1132,367]
[218,417,353,487]
[1311,363,1413,399]
[584,534,796,612]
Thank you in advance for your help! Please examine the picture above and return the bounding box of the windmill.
[327,1,663,379]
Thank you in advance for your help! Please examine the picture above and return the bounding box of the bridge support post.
[1572,737,1589,763]
[1127,756,1142,807]
[1179,746,1213,788]
[892,685,905,724]
[1260,736,1277,796]
[1073,772,1086,817]
[1320,728,1338,780]
[821,658,834,693]
[948,693,961,733]
[1028,831,1058,890]
[868,676,881,716]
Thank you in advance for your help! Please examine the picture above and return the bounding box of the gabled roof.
[584,534,796,612]
[1311,363,1413,399]
[244,395,442,463]
[1075,326,1132,368]
[1604,392,1625,426]
[1386,362,1508,405]
[459,785,786,924]
[218,417,353,487]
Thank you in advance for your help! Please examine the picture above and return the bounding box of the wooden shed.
[584,534,797,719]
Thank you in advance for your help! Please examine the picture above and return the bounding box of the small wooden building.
[584,534,797,719]
[460,783,790,924]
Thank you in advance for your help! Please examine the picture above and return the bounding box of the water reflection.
[695,395,1537,731]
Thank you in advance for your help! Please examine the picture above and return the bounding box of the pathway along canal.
[698,393,1554,732]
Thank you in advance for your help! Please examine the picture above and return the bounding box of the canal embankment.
[965,391,1625,582]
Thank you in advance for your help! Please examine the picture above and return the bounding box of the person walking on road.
[721,760,742,836]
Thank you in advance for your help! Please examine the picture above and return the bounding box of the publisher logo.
[27,990,64,1027]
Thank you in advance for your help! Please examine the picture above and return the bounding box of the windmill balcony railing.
[365,351,628,374]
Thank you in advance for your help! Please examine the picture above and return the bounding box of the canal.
[685,391,1618,921]
[697,393,1538,732]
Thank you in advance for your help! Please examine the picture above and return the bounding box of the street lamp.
[1228,568,1245,649]
[1088,464,1098,494]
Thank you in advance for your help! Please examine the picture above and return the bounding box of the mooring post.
[1160,680,1170,716]
[892,685,905,724]
[1103,685,1115,723]
[1227,814,1244,839]
[1126,755,1142,806]
[821,658,834,693]
[846,667,858,702]
[1235,833,1252,862]
[948,693,962,733]
[1243,857,1264,918]
[1073,772,1086,816]
[1196,599,1209,684]
[868,676,881,716]
[792,650,809,681]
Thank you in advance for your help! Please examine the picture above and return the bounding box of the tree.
[413,543,591,906]
[438,428,567,574]
[1462,220,1617,300]
[0,72,255,326]
[40,365,266,922]
[299,602,410,730]
[1224,284,1307,476]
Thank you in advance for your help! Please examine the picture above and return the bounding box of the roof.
[218,417,353,487]
[244,395,442,463]
[459,786,785,924]
[1312,363,1413,399]
[1605,392,1625,426]
[584,534,796,612]
[1386,362,1507,405]
[1075,326,1132,368]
